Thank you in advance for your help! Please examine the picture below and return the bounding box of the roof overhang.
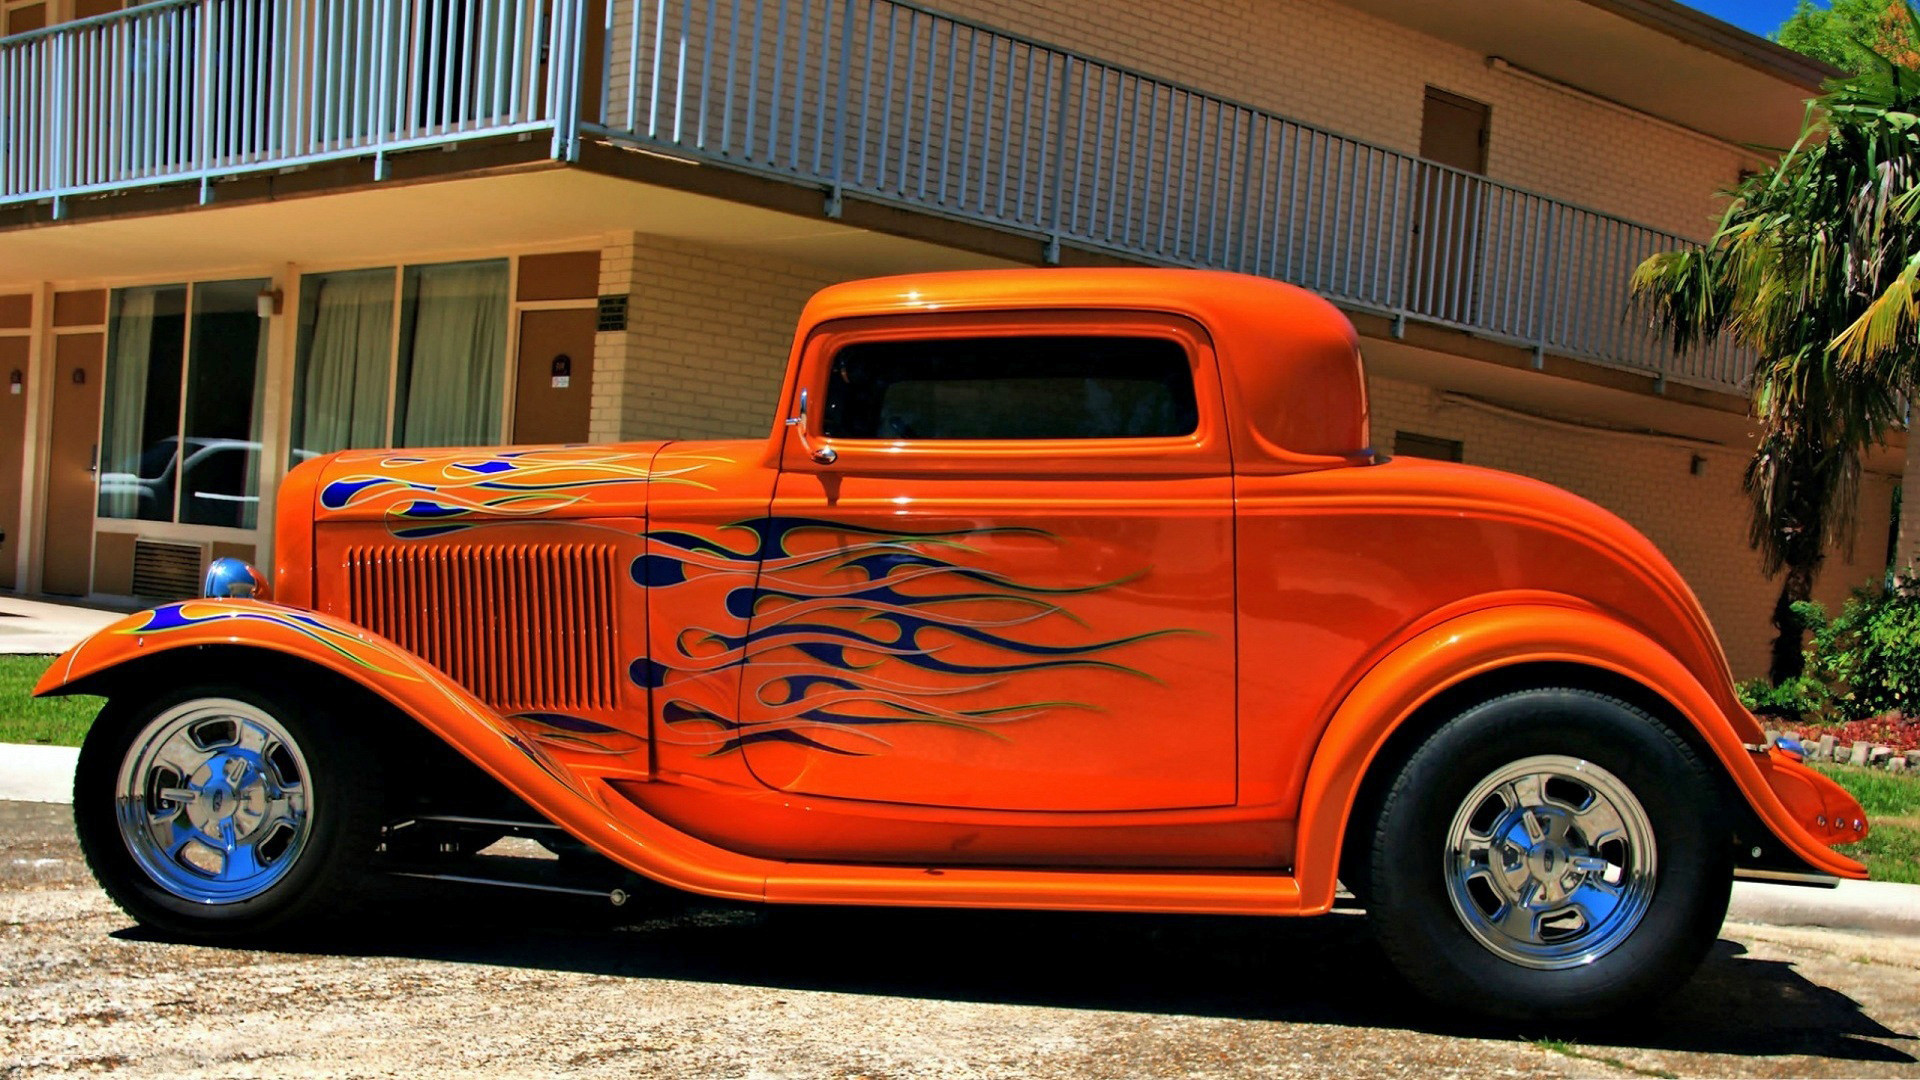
[1332,0,1840,152]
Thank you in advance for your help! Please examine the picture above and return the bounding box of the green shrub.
[1736,674,1823,721]
[1784,581,1920,724]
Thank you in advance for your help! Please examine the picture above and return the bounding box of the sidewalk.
[0,744,76,803]
[2,735,1915,936]
[0,595,125,655]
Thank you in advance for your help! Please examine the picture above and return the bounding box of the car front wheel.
[74,684,383,940]
[1366,688,1732,1020]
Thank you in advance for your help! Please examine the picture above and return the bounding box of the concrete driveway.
[3,800,1917,1079]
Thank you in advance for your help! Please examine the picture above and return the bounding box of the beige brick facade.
[1371,376,1898,678]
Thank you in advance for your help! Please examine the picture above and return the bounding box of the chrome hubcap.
[115,698,313,904]
[1443,755,1656,970]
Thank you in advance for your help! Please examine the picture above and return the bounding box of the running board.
[763,863,1308,914]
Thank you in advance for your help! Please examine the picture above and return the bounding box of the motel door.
[1410,87,1490,325]
[512,309,597,445]
[41,331,104,595]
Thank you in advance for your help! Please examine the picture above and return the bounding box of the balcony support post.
[1530,204,1560,365]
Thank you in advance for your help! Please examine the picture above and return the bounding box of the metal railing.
[0,0,585,210]
[584,0,1752,392]
[0,0,1750,393]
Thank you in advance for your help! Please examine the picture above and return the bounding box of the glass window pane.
[180,279,270,529]
[98,285,187,522]
[822,336,1199,440]
[292,267,396,464]
[392,259,508,448]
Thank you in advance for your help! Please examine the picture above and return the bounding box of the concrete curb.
[1728,879,1920,937]
[3,740,1917,935]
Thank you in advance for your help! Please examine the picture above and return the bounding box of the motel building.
[0,0,1907,679]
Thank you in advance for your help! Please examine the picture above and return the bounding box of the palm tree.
[1631,41,1918,683]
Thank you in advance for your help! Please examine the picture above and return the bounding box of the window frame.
[781,310,1230,478]
[822,333,1201,443]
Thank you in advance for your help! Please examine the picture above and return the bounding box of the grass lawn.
[0,655,102,747]
[1814,762,1920,884]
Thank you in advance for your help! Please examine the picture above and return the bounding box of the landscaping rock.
[1819,734,1838,761]
[1892,756,1909,772]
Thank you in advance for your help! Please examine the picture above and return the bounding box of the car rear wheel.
[74,684,384,940]
[1366,688,1732,1020]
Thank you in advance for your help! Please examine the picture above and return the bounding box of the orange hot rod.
[40,269,1867,1020]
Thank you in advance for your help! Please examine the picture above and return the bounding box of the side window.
[821,336,1198,440]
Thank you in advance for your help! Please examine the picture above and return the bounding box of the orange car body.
[38,268,1867,915]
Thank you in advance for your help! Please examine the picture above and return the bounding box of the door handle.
[88,443,97,473]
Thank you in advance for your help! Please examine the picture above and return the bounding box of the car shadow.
[114,874,1915,1064]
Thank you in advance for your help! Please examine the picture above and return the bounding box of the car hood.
[305,443,674,528]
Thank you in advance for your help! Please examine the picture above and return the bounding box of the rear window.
[820,335,1198,440]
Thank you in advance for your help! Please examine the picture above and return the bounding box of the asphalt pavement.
[3,799,1918,1078]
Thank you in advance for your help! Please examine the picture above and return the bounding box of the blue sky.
[1681,0,1806,38]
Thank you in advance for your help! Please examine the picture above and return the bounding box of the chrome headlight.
[203,557,270,601]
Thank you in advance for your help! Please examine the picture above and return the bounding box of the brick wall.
[1370,376,1900,679]
[591,233,841,442]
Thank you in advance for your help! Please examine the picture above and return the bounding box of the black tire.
[73,682,385,941]
[1366,688,1732,1021]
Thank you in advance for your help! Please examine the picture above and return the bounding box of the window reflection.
[99,279,268,529]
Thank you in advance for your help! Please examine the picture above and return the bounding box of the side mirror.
[784,388,837,465]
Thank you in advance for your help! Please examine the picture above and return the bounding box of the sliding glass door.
[99,278,269,530]
[291,258,509,460]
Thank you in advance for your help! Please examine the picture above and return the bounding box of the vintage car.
[40,269,1868,1020]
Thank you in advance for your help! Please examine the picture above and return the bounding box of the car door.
[735,310,1237,812]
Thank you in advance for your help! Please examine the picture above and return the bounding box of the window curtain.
[396,261,507,447]
[295,269,395,457]
[98,288,160,521]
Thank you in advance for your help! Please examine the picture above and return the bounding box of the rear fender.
[35,600,768,900]
[1294,603,1868,912]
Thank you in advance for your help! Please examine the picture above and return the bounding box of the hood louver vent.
[341,543,620,713]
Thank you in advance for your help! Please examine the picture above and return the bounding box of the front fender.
[35,599,769,901]
[1293,603,1868,912]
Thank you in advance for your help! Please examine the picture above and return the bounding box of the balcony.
[0,0,1751,394]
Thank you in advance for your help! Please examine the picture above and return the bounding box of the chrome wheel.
[1443,754,1657,970]
[114,698,314,904]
